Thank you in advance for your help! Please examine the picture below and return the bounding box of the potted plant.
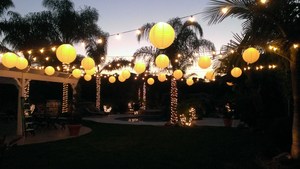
[67,100,82,136]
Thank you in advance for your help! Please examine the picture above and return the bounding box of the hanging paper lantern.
[121,69,131,79]
[242,47,260,64]
[1,52,18,68]
[231,67,242,78]
[84,74,92,81]
[173,69,183,80]
[72,69,82,78]
[205,70,215,81]
[186,78,194,86]
[85,67,96,75]
[134,62,146,74]
[158,73,166,82]
[198,56,211,69]
[118,75,126,82]
[45,66,55,76]
[147,78,155,85]
[108,76,116,83]
[155,54,170,69]
[56,44,77,64]
[81,57,95,70]
[16,57,28,70]
[149,22,175,49]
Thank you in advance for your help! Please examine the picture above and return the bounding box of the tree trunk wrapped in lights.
[62,64,69,113]
[142,82,146,110]
[96,76,101,110]
[170,78,178,124]
[24,80,30,101]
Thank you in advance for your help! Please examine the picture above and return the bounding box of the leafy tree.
[204,0,300,159]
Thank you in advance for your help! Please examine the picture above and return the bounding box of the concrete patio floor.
[3,114,239,146]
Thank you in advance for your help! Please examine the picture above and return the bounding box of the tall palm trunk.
[290,47,300,159]
[96,76,101,110]
[170,78,178,124]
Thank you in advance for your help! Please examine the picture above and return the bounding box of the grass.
[0,120,292,169]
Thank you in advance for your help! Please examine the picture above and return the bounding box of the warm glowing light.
[16,57,28,70]
[84,74,92,81]
[1,52,18,68]
[147,78,155,85]
[242,47,260,64]
[72,69,82,78]
[97,39,103,44]
[51,47,56,52]
[81,42,85,46]
[81,57,95,70]
[56,44,77,64]
[136,29,141,35]
[40,49,44,53]
[205,70,215,81]
[189,16,195,22]
[260,0,267,4]
[85,67,96,75]
[149,22,175,49]
[158,73,167,82]
[45,66,55,76]
[221,7,228,14]
[108,76,116,83]
[155,54,170,69]
[231,67,242,78]
[294,44,299,49]
[134,62,146,74]
[118,75,126,82]
[198,56,211,69]
[186,78,194,86]
[226,82,234,86]
[121,69,131,79]
[45,57,49,61]
[173,69,183,80]
[27,50,32,54]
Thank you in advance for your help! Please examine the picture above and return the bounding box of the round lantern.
[147,78,155,85]
[231,67,242,78]
[198,56,211,69]
[108,76,116,83]
[242,47,260,64]
[155,54,170,69]
[56,44,77,64]
[1,52,18,68]
[118,75,126,82]
[81,57,95,70]
[205,70,215,81]
[16,57,28,70]
[134,62,146,74]
[158,73,166,82]
[186,78,194,86]
[121,69,131,79]
[85,67,96,75]
[149,22,175,49]
[84,74,92,81]
[72,69,82,78]
[45,66,55,76]
[173,69,183,80]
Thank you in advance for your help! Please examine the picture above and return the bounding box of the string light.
[170,78,178,124]
[96,76,101,110]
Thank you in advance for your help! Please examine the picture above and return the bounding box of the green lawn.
[0,121,292,169]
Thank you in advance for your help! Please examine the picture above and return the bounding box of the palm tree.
[134,17,215,125]
[0,0,14,52]
[1,0,106,113]
[203,0,300,159]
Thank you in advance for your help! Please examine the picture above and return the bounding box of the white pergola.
[0,65,78,136]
